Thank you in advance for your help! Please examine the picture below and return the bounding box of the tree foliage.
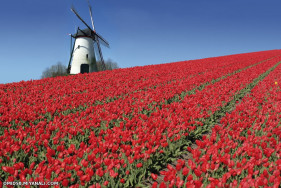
[97,59,119,71]
[42,59,119,78]
[41,62,67,79]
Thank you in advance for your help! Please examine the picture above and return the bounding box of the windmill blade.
[87,0,95,31]
[95,32,110,48]
[67,35,76,73]
[86,0,109,48]
[67,34,74,55]
[71,6,93,31]
[96,38,106,71]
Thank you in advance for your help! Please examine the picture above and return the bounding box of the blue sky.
[1,0,281,84]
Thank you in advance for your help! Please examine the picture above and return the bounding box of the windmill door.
[80,64,89,74]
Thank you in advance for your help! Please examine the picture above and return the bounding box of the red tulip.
[2,166,15,175]
[120,178,125,183]
[151,173,157,180]
[62,179,69,187]
[182,167,189,176]
[136,163,143,168]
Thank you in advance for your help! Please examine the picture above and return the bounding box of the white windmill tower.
[68,1,109,74]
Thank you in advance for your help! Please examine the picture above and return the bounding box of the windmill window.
[86,54,88,59]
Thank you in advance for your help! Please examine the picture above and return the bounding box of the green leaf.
[135,183,146,187]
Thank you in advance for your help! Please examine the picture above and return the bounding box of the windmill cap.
[73,28,95,38]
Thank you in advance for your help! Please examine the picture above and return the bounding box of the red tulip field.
[1,50,281,187]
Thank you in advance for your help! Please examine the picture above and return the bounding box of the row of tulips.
[1,51,281,187]
[154,60,281,187]
[1,50,281,128]
[0,53,246,124]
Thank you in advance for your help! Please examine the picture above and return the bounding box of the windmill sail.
[87,0,95,31]
[96,37,106,71]
[71,6,93,31]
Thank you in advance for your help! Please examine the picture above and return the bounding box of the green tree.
[41,62,67,78]
[96,59,119,71]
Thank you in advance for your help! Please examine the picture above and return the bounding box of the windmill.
[67,0,109,74]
